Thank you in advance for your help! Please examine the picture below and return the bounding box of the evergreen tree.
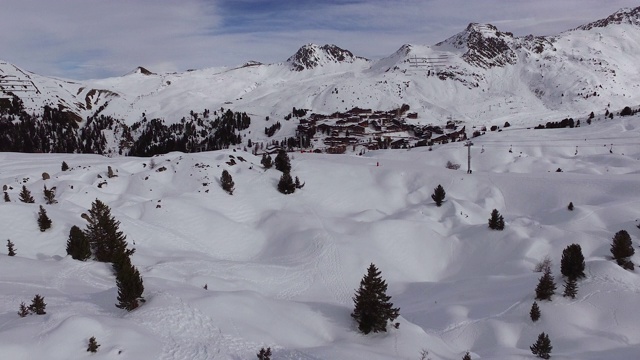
[274,149,291,173]
[115,256,144,311]
[567,202,574,211]
[261,153,273,169]
[488,209,505,230]
[18,302,29,317]
[61,161,69,171]
[29,294,46,315]
[610,230,635,268]
[66,225,91,261]
[43,185,57,204]
[3,191,9,202]
[221,170,235,195]
[294,176,305,189]
[277,172,296,194]
[87,336,100,353]
[84,199,134,263]
[351,263,400,334]
[7,239,16,256]
[560,244,585,280]
[530,332,552,359]
[257,347,272,360]
[37,205,52,231]
[462,352,471,360]
[563,277,578,299]
[535,268,556,301]
[431,184,446,207]
[530,301,541,322]
[19,185,35,203]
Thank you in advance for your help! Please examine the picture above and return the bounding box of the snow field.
[0,115,639,358]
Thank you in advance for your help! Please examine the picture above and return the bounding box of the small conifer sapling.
[488,209,505,230]
[43,185,57,204]
[19,185,35,203]
[37,205,52,231]
[563,277,578,299]
[18,302,29,317]
[431,184,446,207]
[7,239,16,256]
[530,332,552,359]
[560,244,585,280]
[530,301,541,322]
[351,263,400,334]
[3,191,9,202]
[29,294,46,315]
[462,351,471,360]
[257,347,272,360]
[220,170,235,195]
[261,153,273,169]
[567,202,574,211]
[87,336,100,353]
[610,230,635,269]
[277,172,296,194]
[535,268,556,301]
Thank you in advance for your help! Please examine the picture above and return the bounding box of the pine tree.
[19,185,35,203]
[535,268,556,301]
[18,302,29,317]
[43,185,57,204]
[3,191,9,202]
[261,153,273,169]
[61,161,69,171]
[610,230,635,268]
[37,205,52,231]
[351,263,400,334]
[462,352,471,360]
[87,336,100,353]
[560,244,585,280]
[84,199,134,263]
[221,170,235,195]
[488,209,505,230]
[277,172,296,194]
[66,225,91,261]
[530,301,541,322]
[274,149,291,173]
[29,294,46,315]
[567,202,574,211]
[294,176,305,189]
[530,332,552,359]
[431,184,446,207]
[257,347,272,360]
[7,239,16,256]
[115,256,145,311]
[563,277,578,299]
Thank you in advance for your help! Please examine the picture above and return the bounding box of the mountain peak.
[127,66,155,76]
[435,23,516,68]
[575,6,640,30]
[286,44,363,71]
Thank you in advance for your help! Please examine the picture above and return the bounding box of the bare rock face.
[287,44,363,71]
[575,6,640,31]
[436,23,517,69]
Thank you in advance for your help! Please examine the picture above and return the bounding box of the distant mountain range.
[1,6,640,154]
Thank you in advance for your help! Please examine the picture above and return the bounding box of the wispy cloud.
[0,0,637,79]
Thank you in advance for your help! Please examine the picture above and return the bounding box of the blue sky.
[0,0,637,80]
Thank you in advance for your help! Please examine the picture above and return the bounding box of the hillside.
[1,111,639,359]
[2,7,640,142]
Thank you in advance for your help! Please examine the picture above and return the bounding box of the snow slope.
[0,112,639,359]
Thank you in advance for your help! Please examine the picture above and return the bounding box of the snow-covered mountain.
[2,7,640,139]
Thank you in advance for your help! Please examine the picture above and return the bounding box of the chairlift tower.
[465,140,473,174]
